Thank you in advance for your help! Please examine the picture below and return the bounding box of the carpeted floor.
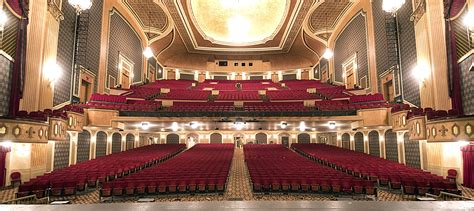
[3,148,473,204]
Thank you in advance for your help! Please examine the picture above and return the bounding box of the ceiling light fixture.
[412,62,430,85]
[171,122,179,132]
[382,0,405,15]
[299,122,306,132]
[143,12,154,59]
[280,122,288,129]
[141,122,150,130]
[68,0,93,14]
[43,61,62,85]
[189,122,200,129]
[234,118,246,131]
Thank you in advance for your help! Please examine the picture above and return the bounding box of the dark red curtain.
[444,0,466,114]
[0,146,11,187]
[462,144,474,188]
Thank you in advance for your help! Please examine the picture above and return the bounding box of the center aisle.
[225,148,253,200]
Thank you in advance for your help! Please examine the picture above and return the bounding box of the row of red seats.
[125,87,161,99]
[157,90,210,100]
[244,145,376,195]
[167,102,235,112]
[281,80,332,90]
[83,102,160,112]
[266,90,321,101]
[90,93,127,104]
[292,144,459,196]
[317,87,351,99]
[349,93,385,104]
[243,102,309,112]
[215,91,261,101]
[16,144,186,198]
[17,109,68,122]
[100,144,234,197]
[317,102,390,111]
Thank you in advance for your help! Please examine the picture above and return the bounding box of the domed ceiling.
[189,0,289,46]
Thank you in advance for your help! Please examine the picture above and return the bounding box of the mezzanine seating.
[99,144,233,198]
[244,145,375,195]
[216,91,261,101]
[157,90,211,101]
[90,93,127,104]
[16,144,185,199]
[243,102,309,112]
[317,87,351,99]
[168,102,235,112]
[84,100,161,112]
[291,144,459,196]
[266,90,320,101]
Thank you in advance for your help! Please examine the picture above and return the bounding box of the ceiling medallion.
[452,124,460,137]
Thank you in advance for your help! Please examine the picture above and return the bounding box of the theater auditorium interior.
[0,0,473,210]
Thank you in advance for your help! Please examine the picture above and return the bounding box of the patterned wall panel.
[126,134,135,150]
[76,130,91,163]
[342,133,350,149]
[210,133,223,143]
[460,54,474,115]
[107,11,143,85]
[334,13,368,85]
[404,132,421,169]
[112,133,122,153]
[398,1,420,106]
[354,132,364,152]
[54,2,75,106]
[166,133,180,144]
[0,54,12,116]
[368,131,380,157]
[384,129,399,162]
[95,131,107,157]
[255,133,267,144]
[2,7,19,58]
[72,0,104,95]
[53,134,70,170]
[297,133,311,144]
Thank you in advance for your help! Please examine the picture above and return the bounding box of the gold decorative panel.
[31,143,48,168]
[66,111,85,132]
[426,117,474,142]
[48,118,68,141]
[391,110,409,131]
[407,116,427,140]
[0,119,49,143]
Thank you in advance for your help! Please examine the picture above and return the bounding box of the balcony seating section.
[16,144,186,198]
[317,87,351,99]
[292,144,459,195]
[17,108,69,122]
[266,90,320,101]
[315,100,389,111]
[404,106,459,121]
[126,80,195,99]
[240,82,282,91]
[281,80,332,90]
[216,91,261,101]
[195,80,280,91]
[243,102,309,112]
[84,101,161,112]
[90,93,127,104]
[244,145,374,194]
[100,144,233,197]
[349,93,385,104]
[157,90,211,101]
[125,87,161,99]
[168,102,235,112]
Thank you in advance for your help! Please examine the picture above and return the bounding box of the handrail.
[1,195,49,204]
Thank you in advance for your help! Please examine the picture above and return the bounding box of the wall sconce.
[412,62,430,87]
[43,61,62,86]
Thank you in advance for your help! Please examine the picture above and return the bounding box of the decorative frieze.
[66,111,85,132]
[48,117,68,141]
[391,110,409,131]
[407,116,427,140]
[426,117,474,142]
[0,119,49,143]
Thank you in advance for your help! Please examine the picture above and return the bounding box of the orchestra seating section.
[99,144,234,198]
[291,144,460,196]
[244,145,376,195]
[16,144,186,198]
[78,79,393,114]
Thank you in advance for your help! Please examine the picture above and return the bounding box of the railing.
[120,110,358,118]
[1,195,49,204]
[426,192,473,201]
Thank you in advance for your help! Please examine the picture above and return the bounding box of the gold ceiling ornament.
[189,0,289,46]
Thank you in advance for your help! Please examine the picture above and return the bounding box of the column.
[364,133,369,154]
[68,131,78,165]
[121,133,126,151]
[106,132,113,155]
[397,131,406,164]
[46,141,55,172]
[89,131,97,160]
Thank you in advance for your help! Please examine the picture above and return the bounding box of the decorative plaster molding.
[47,0,64,21]
[411,0,426,24]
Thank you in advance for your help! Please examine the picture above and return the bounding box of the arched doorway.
[354,132,364,153]
[368,131,380,157]
[255,133,267,144]
[96,131,107,157]
[166,134,180,144]
[77,130,91,163]
[404,132,421,169]
[112,133,122,153]
[384,130,398,162]
[280,133,290,147]
[186,133,199,148]
[126,134,135,150]
[210,133,223,144]
[297,133,310,144]
[341,133,350,150]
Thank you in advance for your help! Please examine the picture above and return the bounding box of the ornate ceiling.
[122,0,356,69]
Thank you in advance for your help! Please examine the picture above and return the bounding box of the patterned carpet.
[2,148,473,204]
